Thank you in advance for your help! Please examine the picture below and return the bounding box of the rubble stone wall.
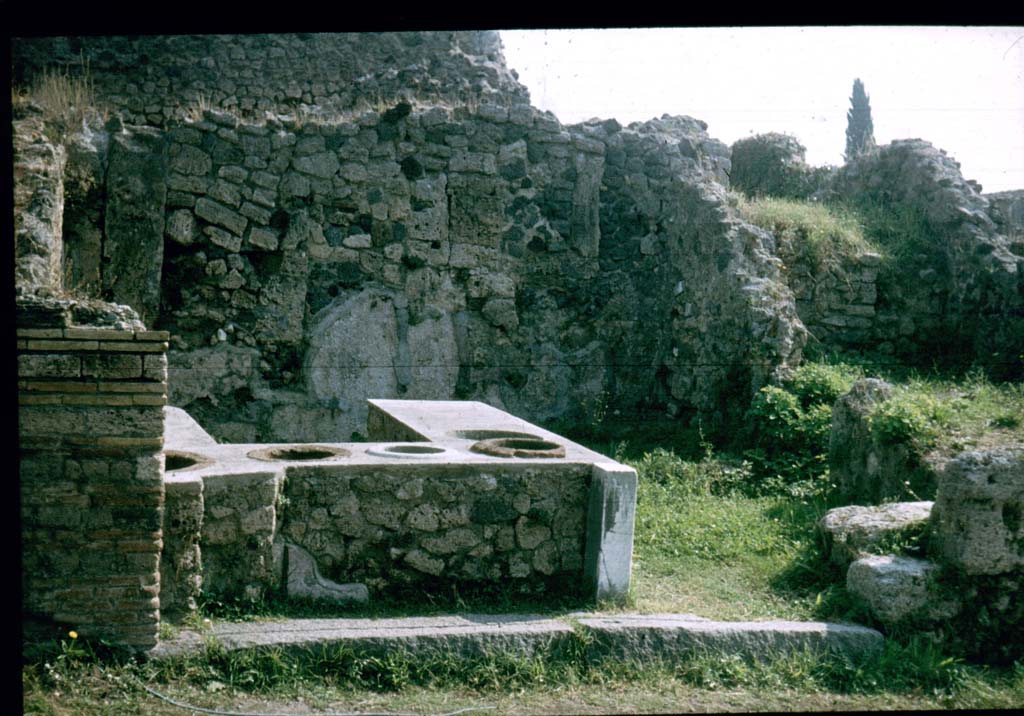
[831,140,1024,371]
[280,463,590,594]
[18,299,169,650]
[12,33,530,128]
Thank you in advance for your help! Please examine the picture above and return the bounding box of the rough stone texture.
[846,555,960,627]
[729,133,818,199]
[578,614,884,663]
[779,248,881,350]
[151,614,575,662]
[150,105,805,440]
[12,33,807,443]
[285,541,369,604]
[829,140,1024,376]
[13,105,66,293]
[280,463,589,595]
[103,127,168,326]
[161,477,204,616]
[828,379,939,504]
[13,33,530,128]
[986,189,1024,254]
[819,502,933,567]
[200,471,282,599]
[930,448,1024,575]
[61,117,110,297]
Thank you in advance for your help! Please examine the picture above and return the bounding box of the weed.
[21,59,104,143]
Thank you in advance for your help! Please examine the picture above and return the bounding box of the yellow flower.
[68,631,78,639]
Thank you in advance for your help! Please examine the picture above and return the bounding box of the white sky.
[499,27,1024,193]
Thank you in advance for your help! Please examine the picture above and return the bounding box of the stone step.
[818,501,933,567]
[149,612,884,665]
[577,614,884,662]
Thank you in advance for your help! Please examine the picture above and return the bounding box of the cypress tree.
[844,78,876,162]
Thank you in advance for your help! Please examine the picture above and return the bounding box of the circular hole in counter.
[365,444,455,458]
[469,437,566,459]
[247,445,351,462]
[164,450,214,472]
[449,429,544,441]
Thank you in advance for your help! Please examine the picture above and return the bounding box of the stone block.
[931,449,1024,575]
[195,197,248,236]
[846,555,960,626]
[18,354,80,379]
[578,615,884,663]
[818,502,933,567]
[583,462,637,603]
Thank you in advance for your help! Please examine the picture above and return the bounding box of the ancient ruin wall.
[12,32,529,127]
[831,140,1024,371]
[12,32,808,442]
[18,298,169,650]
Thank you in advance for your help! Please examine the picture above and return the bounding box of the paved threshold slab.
[150,613,884,664]
[150,614,574,661]
[577,614,884,662]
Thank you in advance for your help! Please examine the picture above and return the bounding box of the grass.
[22,629,1024,715]
[734,194,878,273]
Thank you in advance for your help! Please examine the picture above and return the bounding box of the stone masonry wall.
[831,140,1024,372]
[781,250,881,351]
[18,297,169,650]
[12,33,529,128]
[281,463,589,594]
[14,106,66,293]
[13,32,808,443]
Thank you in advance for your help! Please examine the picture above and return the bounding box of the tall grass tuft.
[18,61,103,142]
[736,194,878,274]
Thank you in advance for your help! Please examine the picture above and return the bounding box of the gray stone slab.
[584,462,638,604]
[819,501,933,567]
[576,614,884,663]
[150,614,574,661]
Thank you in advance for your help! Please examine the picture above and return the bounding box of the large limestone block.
[818,502,933,567]
[846,555,959,626]
[930,448,1024,575]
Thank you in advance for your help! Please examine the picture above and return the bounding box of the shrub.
[742,362,864,496]
[867,391,953,448]
[730,133,814,199]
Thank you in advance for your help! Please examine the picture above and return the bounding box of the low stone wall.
[18,299,169,650]
[281,463,589,593]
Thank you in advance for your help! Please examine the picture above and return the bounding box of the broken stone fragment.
[285,542,368,604]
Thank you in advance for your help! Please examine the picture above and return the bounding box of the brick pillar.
[19,323,168,650]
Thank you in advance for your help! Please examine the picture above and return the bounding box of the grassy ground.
[22,361,1024,714]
